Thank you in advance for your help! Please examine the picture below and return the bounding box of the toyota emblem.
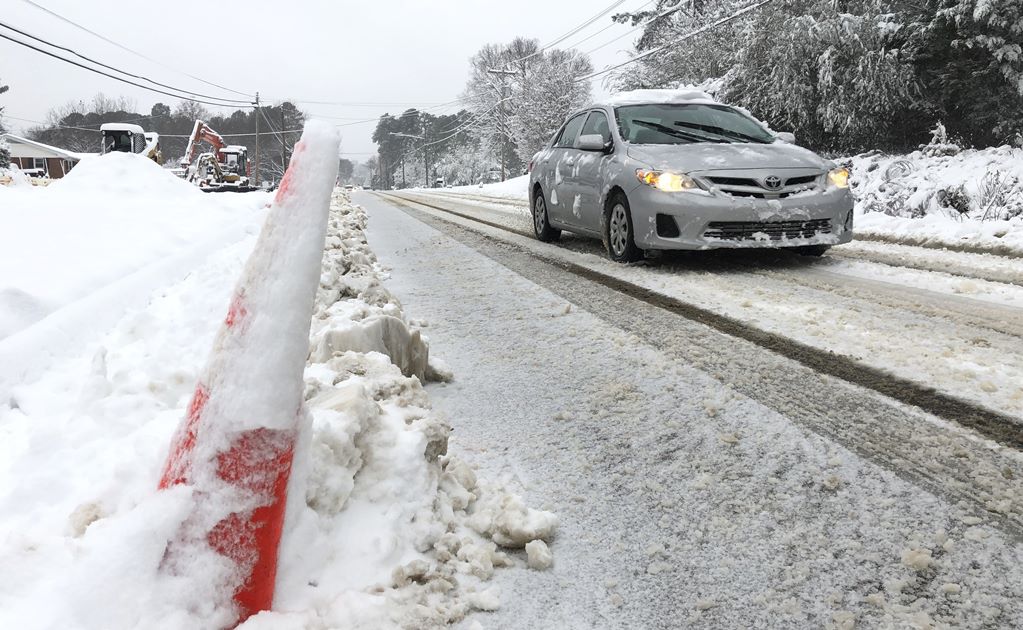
[764,175,782,189]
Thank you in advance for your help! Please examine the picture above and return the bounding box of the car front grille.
[703,219,832,241]
[708,176,759,187]
[705,173,822,199]
[785,174,818,186]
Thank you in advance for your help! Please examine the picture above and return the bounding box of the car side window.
[581,110,611,145]
[555,114,587,149]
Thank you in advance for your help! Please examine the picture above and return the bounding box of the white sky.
[1,0,649,160]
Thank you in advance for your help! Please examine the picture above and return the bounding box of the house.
[3,134,94,179]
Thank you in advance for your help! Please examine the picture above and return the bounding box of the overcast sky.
[1,0,647,160]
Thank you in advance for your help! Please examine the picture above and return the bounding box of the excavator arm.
[181,120,228,168]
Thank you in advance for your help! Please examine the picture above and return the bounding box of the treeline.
[27,95,305,183]
[611,0,1023,153]
[372,37,593,189]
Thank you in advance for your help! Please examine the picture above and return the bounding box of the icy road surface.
[389,191,1023,420]
[359,192,1023,629]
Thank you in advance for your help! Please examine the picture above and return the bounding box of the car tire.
[532,188,561,242]
[793,245,830,257]
[604,192,643,263]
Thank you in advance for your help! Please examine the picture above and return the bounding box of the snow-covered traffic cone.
[158,121,340,625]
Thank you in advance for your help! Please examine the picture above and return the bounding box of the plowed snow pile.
[0,191,554,629]
[0,153,270,341]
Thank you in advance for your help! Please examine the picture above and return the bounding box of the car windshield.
[615,103,775,145]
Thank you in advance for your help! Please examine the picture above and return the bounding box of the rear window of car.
[615,103,774,145]
[554,114,587,148]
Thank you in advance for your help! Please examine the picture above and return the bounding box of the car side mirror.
[576,134,610,152]
[776,131,797,144]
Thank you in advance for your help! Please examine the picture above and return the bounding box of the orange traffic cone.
[158,121,340,625]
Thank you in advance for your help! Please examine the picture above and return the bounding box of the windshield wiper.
[632,119,728,144]
[673,121,771,144]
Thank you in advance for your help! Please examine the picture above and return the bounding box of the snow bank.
[0,151,270,389]
[0,190,555,629]
[849,145,1023,254]
[445,174,529,200]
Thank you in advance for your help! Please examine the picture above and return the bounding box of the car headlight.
[635,169,698,192]
[828,167,850,189]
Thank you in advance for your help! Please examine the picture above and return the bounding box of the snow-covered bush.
[851,145,1023,222]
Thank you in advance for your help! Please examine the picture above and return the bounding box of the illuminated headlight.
[636,169,698,192]
[828,167,850,189]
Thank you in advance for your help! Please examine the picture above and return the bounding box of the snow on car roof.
[601,89,719,107]
[100,123,146,133]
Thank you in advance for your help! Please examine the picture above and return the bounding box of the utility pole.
[487,68,517,182]
[280,107,287,176]
[253,92,260,187]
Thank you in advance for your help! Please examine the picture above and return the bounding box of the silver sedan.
[527,90,854,262]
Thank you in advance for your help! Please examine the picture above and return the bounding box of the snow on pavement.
[361,191,1023,629]
[393,191,1023,419]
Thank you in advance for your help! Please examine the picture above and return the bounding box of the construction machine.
[179,120,251,191]
[100,123,163,163]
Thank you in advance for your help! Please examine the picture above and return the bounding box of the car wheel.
[604,193,643,263]
[793,245,830,257]
[532,189,561,242]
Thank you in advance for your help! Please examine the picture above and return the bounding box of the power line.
[501,0,626,68]
[564,0,657,50]
[582,0,688,56]
[0,30,255,109]
[0,21,251,106]
[578,0,775,82]
[6,113,165,130]
[18,0,253,98]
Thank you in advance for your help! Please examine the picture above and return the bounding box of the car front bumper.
[626,184,854,251]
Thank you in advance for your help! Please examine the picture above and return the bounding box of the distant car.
[344,184,354,191]
[527,89,854,262]
[433,178,445,188]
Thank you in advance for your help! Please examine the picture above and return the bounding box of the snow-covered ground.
[0,154,271,396]
[0,163,555,628]
[848,146,1023,255]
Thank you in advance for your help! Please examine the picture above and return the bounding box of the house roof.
[2,134,96,161]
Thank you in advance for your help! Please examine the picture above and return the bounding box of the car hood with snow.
[625,141,830,174]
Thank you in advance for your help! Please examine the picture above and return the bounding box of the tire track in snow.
[378,191,1023,539]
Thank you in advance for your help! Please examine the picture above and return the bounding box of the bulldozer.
[179,120,251,191]
[100,123,163,163]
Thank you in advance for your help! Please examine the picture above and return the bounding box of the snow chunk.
[468,490,558,548]
[525,539,553,570]
[900,547,933,571]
